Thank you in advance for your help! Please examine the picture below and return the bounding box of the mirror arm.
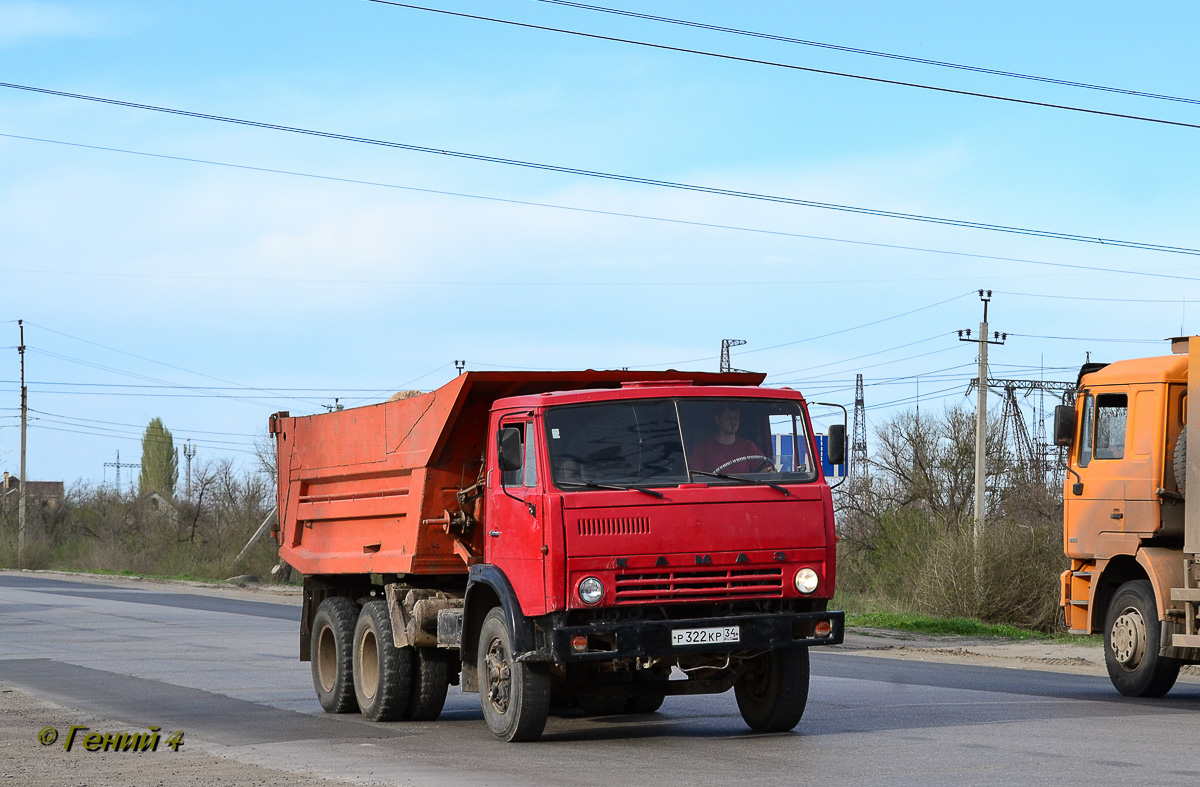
[814,402,849,490]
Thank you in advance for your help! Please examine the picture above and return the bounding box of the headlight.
[579,576,604,605]
[794,568,819,595]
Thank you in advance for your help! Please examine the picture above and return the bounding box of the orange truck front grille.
[614,567,784,603]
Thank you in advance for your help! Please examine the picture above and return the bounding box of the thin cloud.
[0,2,111,45]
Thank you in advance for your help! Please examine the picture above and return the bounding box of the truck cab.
[1058,341,1200,697]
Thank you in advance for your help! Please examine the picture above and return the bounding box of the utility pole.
[720,339,747,373]
[958,290,1006,547]
[182,440,197,501]
[17,320,26,569]
[454,360,465,375]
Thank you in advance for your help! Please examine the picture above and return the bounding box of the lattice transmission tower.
[967,377,1074,483]
[850,373,868,484]
[720,339,747,373]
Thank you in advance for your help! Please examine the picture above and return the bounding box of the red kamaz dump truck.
[271,370,845,741]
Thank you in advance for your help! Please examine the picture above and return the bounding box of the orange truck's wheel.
[1104,580,1182,697]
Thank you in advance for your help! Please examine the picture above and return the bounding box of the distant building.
[1,472,65,509]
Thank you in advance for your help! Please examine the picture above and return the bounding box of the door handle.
[489,530,501,537]
[1110,511,1123,520]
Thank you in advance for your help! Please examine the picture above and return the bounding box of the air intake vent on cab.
[577,516,651,536]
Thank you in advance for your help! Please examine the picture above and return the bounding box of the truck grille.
[577,516,651,536]
[613,567,784,603]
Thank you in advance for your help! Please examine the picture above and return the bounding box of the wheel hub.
[484,637,512,713]
[1110,606,1147,669]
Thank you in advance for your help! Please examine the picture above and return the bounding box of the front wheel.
[478,608,550,742]
[734,647,810,733]
[1104,580,1181,697]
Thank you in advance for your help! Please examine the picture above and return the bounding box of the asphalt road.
[2,573,1198,786]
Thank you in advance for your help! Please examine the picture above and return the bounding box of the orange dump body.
[271,370,765,577]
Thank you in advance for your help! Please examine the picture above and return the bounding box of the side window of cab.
[1093,393,1128,460]
[499,420,525,486]
[498,419,539,488]
[1079,395,1094,467]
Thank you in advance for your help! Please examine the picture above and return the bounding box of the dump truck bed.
[272,370,766,576]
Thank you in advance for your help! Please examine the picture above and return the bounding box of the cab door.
[1068,389,1131,557]
[485,414,547,616]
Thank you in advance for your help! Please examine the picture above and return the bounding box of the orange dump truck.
[1056,337,1200,696]
[271,370,845,741]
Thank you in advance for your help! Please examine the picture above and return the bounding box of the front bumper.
[533,609,844,663]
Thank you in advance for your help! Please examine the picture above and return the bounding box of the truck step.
[1169,588,1200,602]
[1171,634,1200,648]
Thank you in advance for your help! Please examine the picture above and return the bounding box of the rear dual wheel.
[311,597,360,714]
[353,600,452,721]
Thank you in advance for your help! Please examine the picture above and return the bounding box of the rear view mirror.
[498,427,523,473]
[827,424,846,466]
[1054,405,1076,447]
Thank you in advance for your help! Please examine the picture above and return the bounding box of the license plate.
[671,625,740,646]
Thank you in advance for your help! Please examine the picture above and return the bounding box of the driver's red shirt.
[689,436,768,474]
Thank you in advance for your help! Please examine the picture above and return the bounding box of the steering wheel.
[713,455,773,474]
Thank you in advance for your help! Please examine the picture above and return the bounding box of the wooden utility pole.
[17,320,26,569]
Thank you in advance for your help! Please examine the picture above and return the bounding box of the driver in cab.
[689,405,771,474]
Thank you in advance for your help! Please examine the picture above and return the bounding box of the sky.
[3,0,1200,488]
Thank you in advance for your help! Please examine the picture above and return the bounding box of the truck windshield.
[544,398,816,490]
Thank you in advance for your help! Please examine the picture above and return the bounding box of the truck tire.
[1173,430,1187,496]
[734,646,810,733]
[1104,580,1182,697]
[406,647,451,721]
[478,608,550,742]
[623,693,665,714]
[352,600,413,721]
[311,597,360,714]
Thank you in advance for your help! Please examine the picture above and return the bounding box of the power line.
[535,0,1200,107]
[28,415,254,448]
[767,332,948,378]
[998,290,1198,304]
[24,321,325,408]
[748,293,972,356]
[28,408,258,437]
[27,346,281,409]
[6,84,1200,256]
[362,2,1200,133]
[1006,333,1163,343]
[30,423,254,454]
[10,132,1200,283]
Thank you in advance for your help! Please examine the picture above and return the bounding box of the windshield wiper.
[557,481,665,499]
[689,470,790,496]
